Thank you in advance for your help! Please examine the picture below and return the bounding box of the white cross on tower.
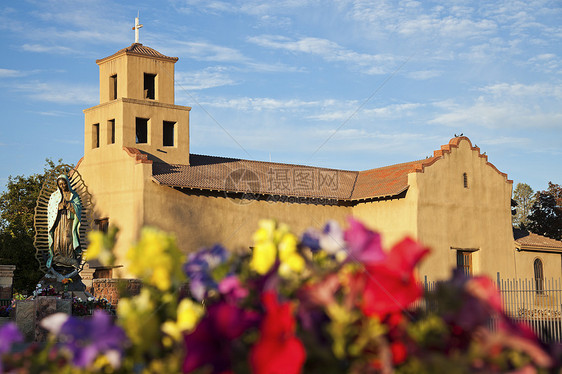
[132,13,143,43]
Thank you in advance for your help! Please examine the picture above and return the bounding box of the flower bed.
[0,219,560,373]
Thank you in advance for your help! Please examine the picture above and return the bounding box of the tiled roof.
[145,136,511,201]
[152,154,358,200]
[514,229,562,251]
[351,157,440,199]
[96,43,179,64]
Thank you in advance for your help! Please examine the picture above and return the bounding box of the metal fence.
[419,276,562,343]
[497,277,562,343]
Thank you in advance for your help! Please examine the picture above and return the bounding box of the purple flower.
[0,322,22,354]
[0,323,22,372]
[184,245,230,300]
[43,311,127,368]
[301,220,346,257]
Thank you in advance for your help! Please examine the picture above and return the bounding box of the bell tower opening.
[109,74,117,100]
[144,73,156,99]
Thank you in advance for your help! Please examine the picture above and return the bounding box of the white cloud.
[406,70,442,80]
[36,110,75,117]
[175,68,238,90]
[430,97,562,129]
[397,16,496,38]
[527,53,561,74]
[480,82,562,99]
[308,102,423,121]
[179,0,318,16]
[0,68,26,78]
[479,136,530,146]
[13,81,97,105]
[247,35,395,74]
[203,96,334,111]
[22,43,74,54]
[172,41,249,63]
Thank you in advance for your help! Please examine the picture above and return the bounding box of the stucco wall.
[98,54,176,104]
[84,99,191,165]
[351,183,418,250]
[142,179,352,256]
[414,138,515,280]
[77,149,149,270]
[514,251,562,280]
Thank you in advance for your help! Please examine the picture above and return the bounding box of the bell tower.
[83,17,191,165]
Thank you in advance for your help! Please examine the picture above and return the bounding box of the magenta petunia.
[344,218,386,264]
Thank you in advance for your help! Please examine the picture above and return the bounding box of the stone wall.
[93,278,142,305]
[15,297,72,341]
[0,265,16,299]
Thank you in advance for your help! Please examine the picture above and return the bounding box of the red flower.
[360,237,429,318]
[390,341,407,364]
[250,291,306,374]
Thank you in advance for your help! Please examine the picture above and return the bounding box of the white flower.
[40,313,70,335]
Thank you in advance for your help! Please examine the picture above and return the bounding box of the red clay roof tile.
[514,229,562,250]
[96,43,179,64]
[146,136,511,201]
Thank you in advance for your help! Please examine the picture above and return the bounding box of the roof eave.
[515,243,562,253]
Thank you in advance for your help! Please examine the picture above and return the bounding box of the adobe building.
[77,39,562,283]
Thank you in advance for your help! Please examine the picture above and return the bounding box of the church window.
[92,123,100,148]
[144,73,156,99]
[136,117,149,144]
[108,119,115,144]
[163,121,175,146]
[534,258,544,294]
[463,172,468,188]
[457,250,472,276]
[94,217,109,233]
[110,74,117,100]
[94,269,113,279]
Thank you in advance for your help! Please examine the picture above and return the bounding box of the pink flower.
[344,218,386,264]
[250,291,306,374]
[218,275,248,302]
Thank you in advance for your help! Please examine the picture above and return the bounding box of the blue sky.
[0,0,560,194]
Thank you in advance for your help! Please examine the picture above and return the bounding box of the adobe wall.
[351,185,418,250]
[142,179,352,257]
[414,138,515,280]
[77,149,149,270]
[514,251,562,280]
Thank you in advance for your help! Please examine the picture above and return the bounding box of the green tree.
[0,159,65,294]
[512,183,535,228]
[527,182,562,241]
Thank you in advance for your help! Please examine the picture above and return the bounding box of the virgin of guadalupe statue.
[47,174,82,269]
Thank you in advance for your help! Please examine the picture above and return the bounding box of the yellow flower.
[250,220,304,277]
[117,289,160,349]
[250,242,277,275]
[126,228,186,292]
[85,230,116,265]
[162,299,205,341]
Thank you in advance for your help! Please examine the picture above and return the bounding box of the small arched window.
[534,258,544,294]
[463,173,468,188]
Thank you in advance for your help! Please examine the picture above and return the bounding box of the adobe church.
[76,36,562,283]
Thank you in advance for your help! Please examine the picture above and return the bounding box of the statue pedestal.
[15,297,71,342]
[38,272,86,293]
